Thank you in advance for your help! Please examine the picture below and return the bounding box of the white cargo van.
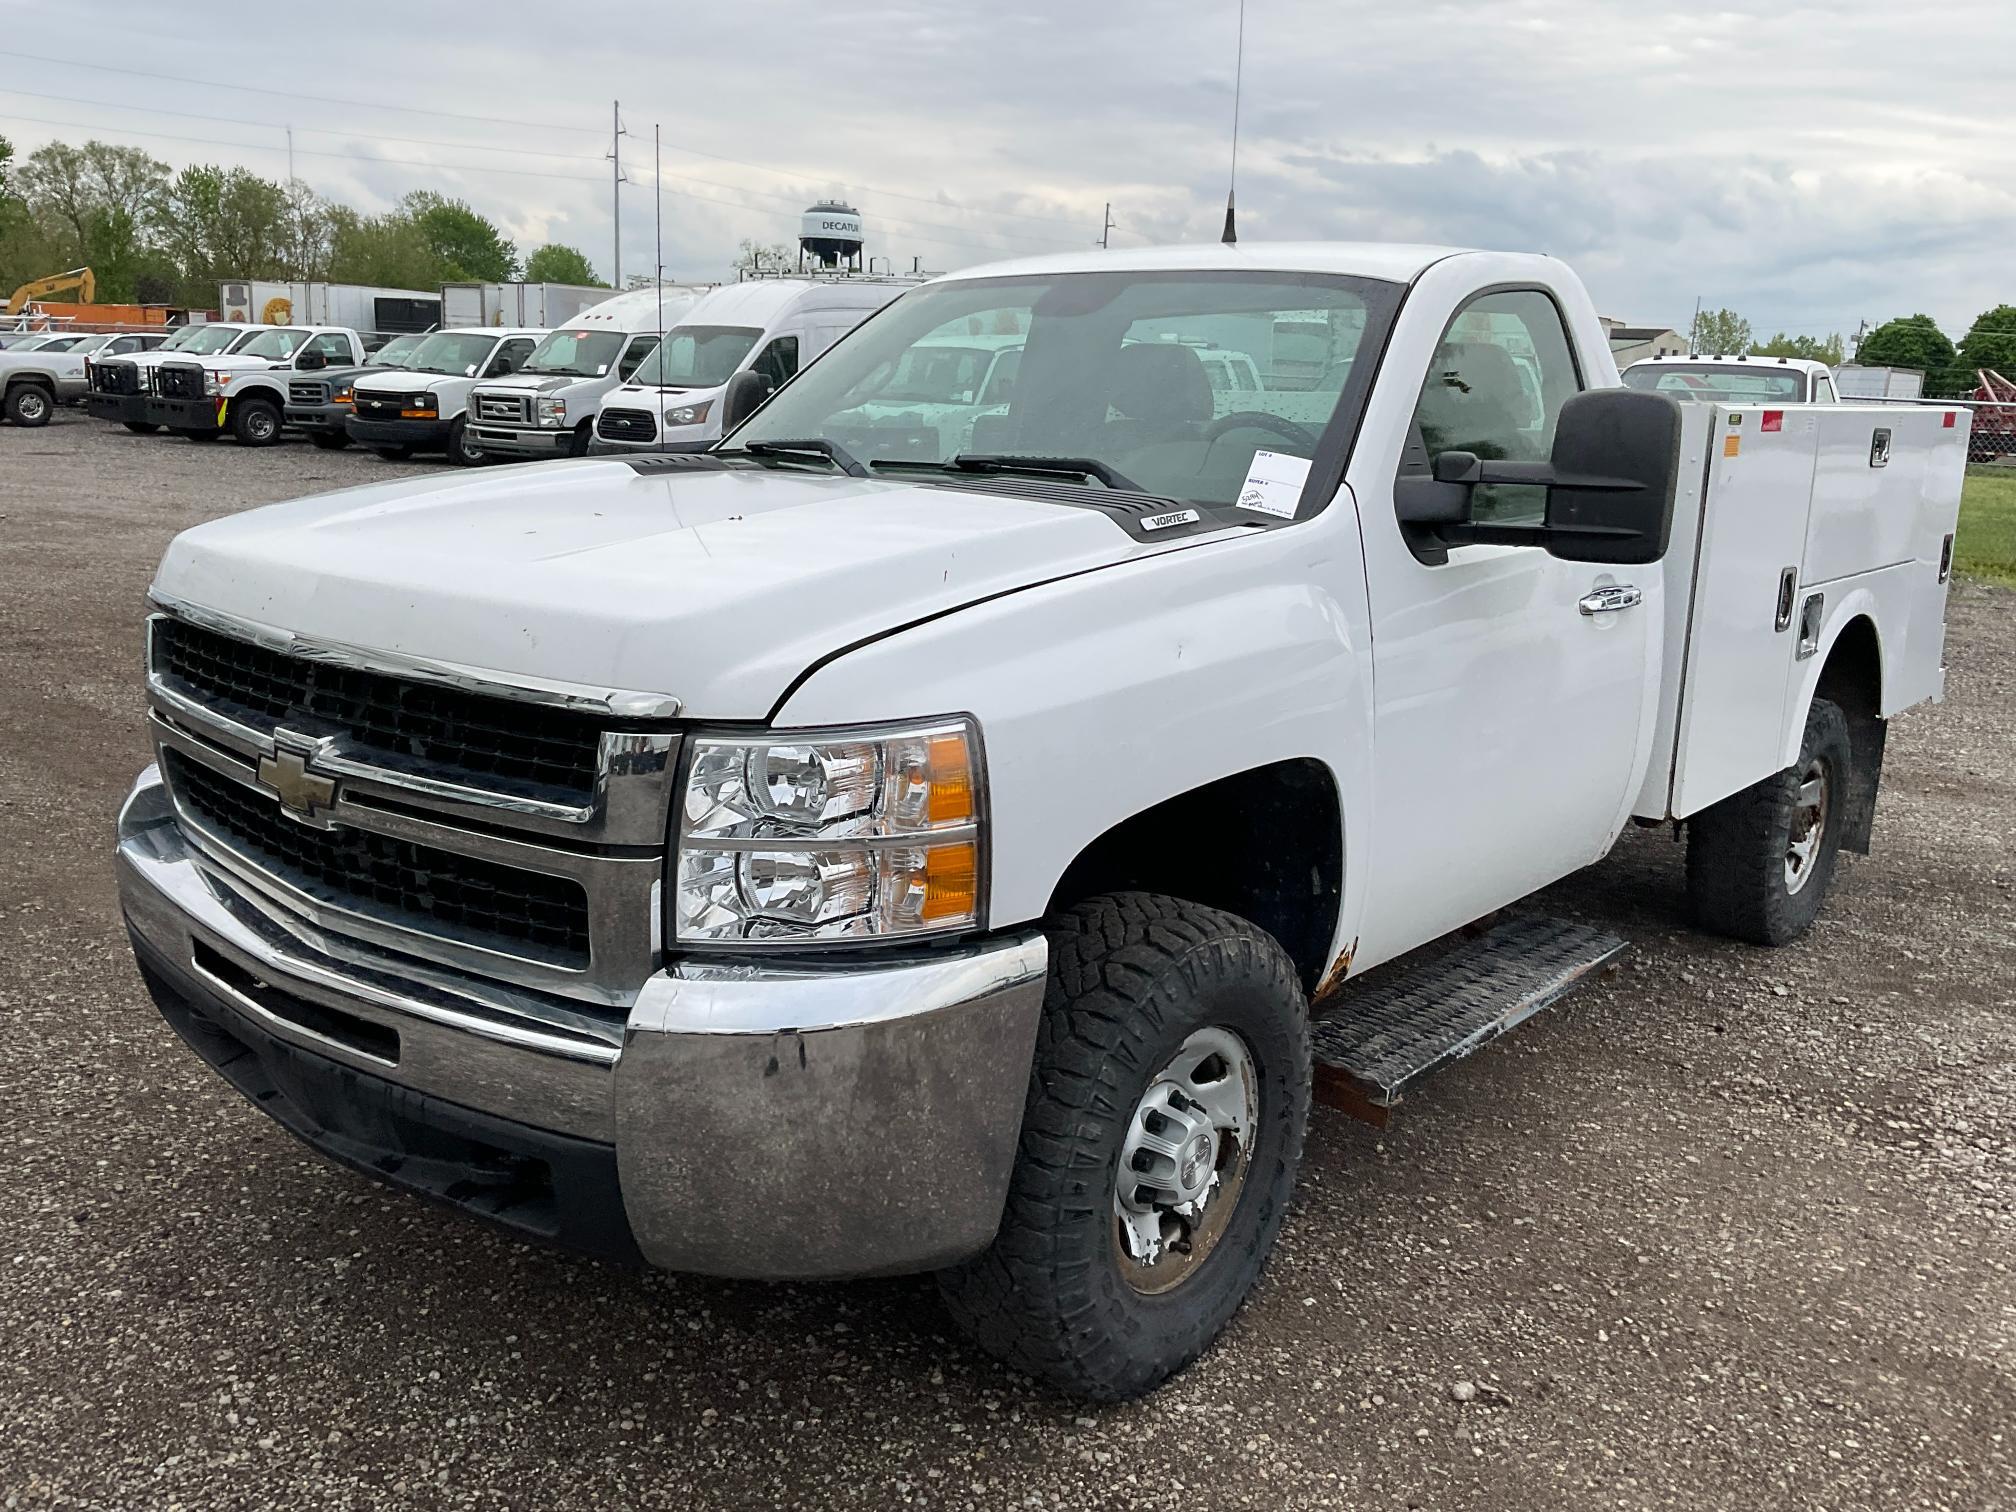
[346,327,544,464]
[464,285,709,461]
[589,277,916,451]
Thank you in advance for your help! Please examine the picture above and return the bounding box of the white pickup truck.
[146,326,372,446]
[117,243,1966,1401]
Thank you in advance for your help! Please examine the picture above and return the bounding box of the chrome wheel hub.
[1785,758,1830,895]
[1114,1026,1258,1294]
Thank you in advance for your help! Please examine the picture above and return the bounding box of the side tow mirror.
[297,349,326,371]
[1542,388,1683,566]
[721,369,776,433]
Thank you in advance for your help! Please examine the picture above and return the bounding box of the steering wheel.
[1201,410,1319,449]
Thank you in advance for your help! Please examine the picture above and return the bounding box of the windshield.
[367,333,426,368]
[731,271,1399,511]
[178,326,248,356]
[406,332,499,376]
[159,325,206,351]
[634,325,762,388]
[234,327,312,361]
[1622,365,1806,402]
[29,335,84,352]
[521,328,626,377]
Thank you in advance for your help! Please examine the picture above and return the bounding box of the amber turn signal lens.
[925,734,973,825]
[920,840,978,922]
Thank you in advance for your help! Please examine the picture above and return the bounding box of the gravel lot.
[3,412,2012,1511]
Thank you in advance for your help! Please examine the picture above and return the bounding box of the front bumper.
[347,416,452,449]
[467,423,576,457]
[145,395,224,430]
[284,403,349,432]
[117,766,1046,1279]
[87,391,145,423]
[586,435,656,456]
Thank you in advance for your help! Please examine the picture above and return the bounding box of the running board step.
[1311,916,1627,1127]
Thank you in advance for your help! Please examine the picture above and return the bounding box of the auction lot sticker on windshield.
[1237,450,1311,519]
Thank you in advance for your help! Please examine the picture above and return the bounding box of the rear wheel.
[308,431,350,450]
[5,383,53,427]
[230,396,283,446]
[1686,697,1853,945]
[447,416,484,466]
[937,892,1310,1400]
[122,421,160,435]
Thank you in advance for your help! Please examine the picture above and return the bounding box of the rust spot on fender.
[1313,937,1358,1010]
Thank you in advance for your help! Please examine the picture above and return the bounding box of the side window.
[618,335,658,381]
[1408,288,1583,525]
[106,336,142,355]
[751,335,799,388]
[305,333,351,362]
[487,338,535,377]
[1814,376,1836,404]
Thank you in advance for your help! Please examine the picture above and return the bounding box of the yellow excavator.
[5,267,95,316]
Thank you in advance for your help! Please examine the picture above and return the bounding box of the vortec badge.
[1140,508,1200,533]
[256,733,340,826]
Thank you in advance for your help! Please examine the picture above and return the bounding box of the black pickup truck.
[281,332,429,448]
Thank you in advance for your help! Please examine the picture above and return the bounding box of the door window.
[618,335,659,381]
[487,337,536,377]
[304,332,352,364]
[106,336,143,355]
[1407,289,1583,523]
[1814,376,1835,403]
[751,335,799,388]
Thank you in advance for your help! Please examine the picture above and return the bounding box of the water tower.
[799,200,865,272]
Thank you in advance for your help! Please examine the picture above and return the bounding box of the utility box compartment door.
[1670,406,1821,818]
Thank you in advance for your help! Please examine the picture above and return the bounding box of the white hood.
[153,458,1149,719]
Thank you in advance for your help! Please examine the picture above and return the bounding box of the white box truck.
[439,281,609,329]
[217,281,440,335]
[1836,364,1927,401]
[119,242,1966,1403]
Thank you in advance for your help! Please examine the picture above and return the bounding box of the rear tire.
[307,431,350,450]
[1686,697,1853,945]
[937,892,1310,1400]
[230,396,283,447]
[4,383,53,427]
[123,421,160,435]
[447,416,483,466]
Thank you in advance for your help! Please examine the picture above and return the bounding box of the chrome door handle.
[1578,584,1642,616]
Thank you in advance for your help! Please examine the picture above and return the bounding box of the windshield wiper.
[738,438,870,477]
[949,454,1143,492]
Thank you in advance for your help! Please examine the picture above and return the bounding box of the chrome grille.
[477,393,530,424]
[153,617,603,801]
[289,380,329,405]
[597,407,655,443]
[164,749,592,966]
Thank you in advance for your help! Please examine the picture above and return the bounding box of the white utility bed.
[1636,402,1969,821]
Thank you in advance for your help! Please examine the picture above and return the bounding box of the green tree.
[326,204,438,290]
[1752,331,1844,365]
[0,133,14,199]
[159,164,291,304]
[1852,314,1955,376]
[10,141,169,298]
[523,242,602,285]
[1691,307,1751,355]
[1954,304,2016,385]
[402,191,517,281]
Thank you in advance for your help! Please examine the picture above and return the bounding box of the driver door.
[1353,288,1657,967]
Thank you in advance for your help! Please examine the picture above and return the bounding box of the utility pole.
[1100,202,1116,249]
[609,101,626,289]
[1688,296,1703,355]
[286,125,294,183]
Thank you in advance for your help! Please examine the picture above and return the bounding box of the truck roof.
[1629,354,1832,377]
[565,285,715,332]
[678,278,914,328]
[933,242,1477,286]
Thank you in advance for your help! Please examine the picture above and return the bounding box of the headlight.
[204,371,229,395]
[537,397,568,426]
[672,718,983,946]
[664,400,712,426]
[332,385,353,404]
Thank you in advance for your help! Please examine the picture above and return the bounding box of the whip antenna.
[1222,0,1245,244]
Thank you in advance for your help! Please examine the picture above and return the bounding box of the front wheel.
[308,431,350,450]
[937,893,1310,1400]
[4,384,53,427]
[230,397,283,447]
[1686,697,1853,945]
[447,416,484,466]
[123,421,160,435]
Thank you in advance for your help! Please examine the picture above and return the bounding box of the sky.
[2,0,2011,343]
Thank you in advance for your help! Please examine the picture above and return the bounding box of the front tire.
[5,384,53,427]
[230,396,283,447]
[447,416,483,466]
[1686,697,1853,945]
[937,893,1310,1400]
[123,421,160,435]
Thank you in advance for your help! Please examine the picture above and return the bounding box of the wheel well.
[1046,758,1342,993]
[1813,615,1884,853]
[6,374,53,391]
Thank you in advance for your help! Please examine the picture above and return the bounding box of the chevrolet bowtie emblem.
[256,735,340,825]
